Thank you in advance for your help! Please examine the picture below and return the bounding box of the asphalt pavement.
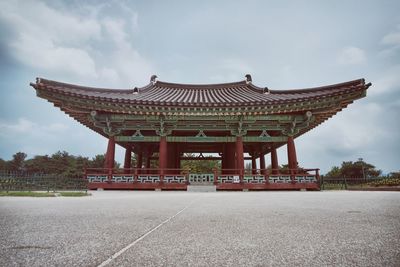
[0,191,399,266]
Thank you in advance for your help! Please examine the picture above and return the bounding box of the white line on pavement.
[97,196,201,267]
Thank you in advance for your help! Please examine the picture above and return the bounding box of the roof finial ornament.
[245,74,252,84]
[150,75,158,85]
[133,87,139,94]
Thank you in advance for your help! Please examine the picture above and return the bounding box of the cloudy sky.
[0,0,399,174]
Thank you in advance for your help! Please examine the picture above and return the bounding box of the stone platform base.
[187,185,217,192]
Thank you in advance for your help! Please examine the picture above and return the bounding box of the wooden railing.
[85,168,189,184]
[85,168,320,185]
[213,168,320,185]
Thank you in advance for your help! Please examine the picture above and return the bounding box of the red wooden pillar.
[251,156,257,174]
[167,143,176,174]
[104,136,115,170]
[175,145,180,172]
[159,136,167,180]
[259,153,266,175]
[271,147,278,175]
[287,136,298,184]
[136,150,143,175]
[145,150,151,173]
[287,136,298,172]
[221,145,226,174]
[123,146,132,170]
[225,143,236,174]
[104,136,115,182]
[236,136,244,182]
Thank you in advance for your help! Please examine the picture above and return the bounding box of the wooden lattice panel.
[164,175,186,183]
[269,176,292,183]
[295,176,317,183]
[87,175,108,183]
[243,175,266,184]
[137,175,160,183]
[111,175,134,183]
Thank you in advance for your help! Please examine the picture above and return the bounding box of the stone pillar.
[259,153,266,175]
[271,147,278,175]
[159,136,167,176]
[287,136,298,172]
[236,136,244,181]
[123,146,132,170]
[104,136,115,169]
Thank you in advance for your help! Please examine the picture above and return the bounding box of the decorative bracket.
[259,129,271,138]
[195,129,207,138]
[230,116,248,136]
[281,111,314,136]
[103,117,121,136]
[155,116,172,136]
[132,130,144,138]
[89,111,121,136]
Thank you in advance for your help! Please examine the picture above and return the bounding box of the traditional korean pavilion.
[31,75,371,190]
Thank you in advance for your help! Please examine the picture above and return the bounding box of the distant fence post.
[321,176,324,190]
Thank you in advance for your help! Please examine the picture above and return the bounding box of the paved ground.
[0,191,399,267]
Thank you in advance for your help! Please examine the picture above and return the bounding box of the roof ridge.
[34,78,137,93]
[269,79,367,94]
[154,80,248,89]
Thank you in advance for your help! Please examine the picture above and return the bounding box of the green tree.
[89,154,106,168]
[181,153,220,173]
[325,159,381,178]
[25,155,51,173]
[389,171,400,179]
[9,152,27,171]
[341,160,381,178]
[0,158,8,170]
[325,166,341,178]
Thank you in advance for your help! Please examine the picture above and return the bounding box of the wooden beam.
[115,135,288,143]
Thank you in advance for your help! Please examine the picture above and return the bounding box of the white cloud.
[209,59,254,82]
[0,1,100,77]
[99,18,154,86]
[381,32,400,45]
[295,101,392,173]
[0,118,35,133]
[0,118,68,136]
[10,33,97,77]
[337,46,367,65]
[369,64,400,96]
[0,0,154,87]
[378,26,400,58]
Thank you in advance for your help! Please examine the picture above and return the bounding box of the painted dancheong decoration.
[30,75,371,190]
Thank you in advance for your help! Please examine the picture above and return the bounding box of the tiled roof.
[30,76,371,108]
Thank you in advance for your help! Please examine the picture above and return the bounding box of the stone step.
[187,185,217,192]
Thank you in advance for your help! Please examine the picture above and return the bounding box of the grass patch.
[58,191,90,197]
[0,191,56,197]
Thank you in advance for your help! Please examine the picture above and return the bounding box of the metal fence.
[0,171,87,192]
[320,177,399,190]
